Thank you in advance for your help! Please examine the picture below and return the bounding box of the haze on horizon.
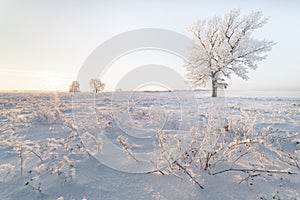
[0,0,300,92]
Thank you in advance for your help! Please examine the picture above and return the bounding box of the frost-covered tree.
[89,78,105,93]
[69,81,80,92]
[185,9,275,97]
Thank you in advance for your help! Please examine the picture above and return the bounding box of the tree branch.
[174,161,204,189]
[212,168,297,176]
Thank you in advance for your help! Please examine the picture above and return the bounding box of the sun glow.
[44,73,60,90]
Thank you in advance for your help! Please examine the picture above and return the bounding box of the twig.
[212,168,297,176]
[276,152,300,170]
[149,161,165,175]
[238,173,261,184]
[28,149,43,162]
[19,146,23,176]
[150,169,165,175]
[212,140,259,167]
[290,156,300,170]
[230,150,251,168]
[174,161,204,189]
[117,136,138,162]
[204,152,212,170]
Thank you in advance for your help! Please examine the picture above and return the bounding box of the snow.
[0,91,299,199]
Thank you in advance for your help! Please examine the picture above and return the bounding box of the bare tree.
[89,78,105,93]
[185,9,275,97]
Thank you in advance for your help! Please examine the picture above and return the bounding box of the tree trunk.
[211,78,217,97]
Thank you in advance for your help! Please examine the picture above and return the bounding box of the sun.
[45,73,59,90]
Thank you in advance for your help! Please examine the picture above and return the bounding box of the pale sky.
[0,0,299,91]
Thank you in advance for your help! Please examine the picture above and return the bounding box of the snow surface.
[0,91,299,200]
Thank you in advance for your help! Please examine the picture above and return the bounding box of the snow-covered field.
[0,91,299,200]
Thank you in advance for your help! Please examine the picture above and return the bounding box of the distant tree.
[185,9,275,97]
[69,81,80,92]
[89,78,105,93]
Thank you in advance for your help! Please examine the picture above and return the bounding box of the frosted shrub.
[40,138,76,179]
[150,109,299,189]
[152,131,186,172]
[0,94,88,193]
[33,106,63,124]
[1,132,80,192]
